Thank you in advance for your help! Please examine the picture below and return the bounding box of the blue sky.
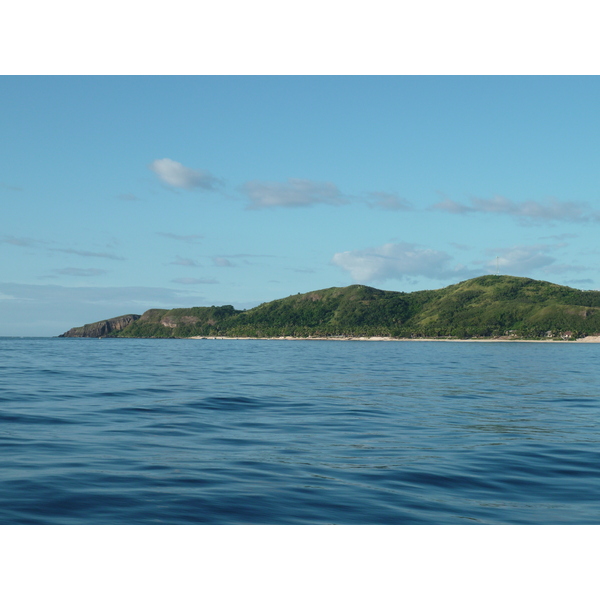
[2,75,600,335]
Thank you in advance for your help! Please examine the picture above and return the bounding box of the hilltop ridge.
[59,276,600,340]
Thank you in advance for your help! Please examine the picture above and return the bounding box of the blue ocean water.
[1,337,599,524]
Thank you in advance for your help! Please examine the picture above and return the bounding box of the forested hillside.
[60,276,600,340]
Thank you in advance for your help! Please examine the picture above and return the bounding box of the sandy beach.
[189,335,600,343]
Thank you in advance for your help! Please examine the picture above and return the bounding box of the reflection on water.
[1,337,599,524]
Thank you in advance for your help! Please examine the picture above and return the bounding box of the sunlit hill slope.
[58,275,600,340]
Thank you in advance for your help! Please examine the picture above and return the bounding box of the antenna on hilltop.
[495,256,499,276]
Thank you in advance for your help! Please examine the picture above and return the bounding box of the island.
[59,275,600,341]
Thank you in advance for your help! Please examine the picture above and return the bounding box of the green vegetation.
[67,276,600,340]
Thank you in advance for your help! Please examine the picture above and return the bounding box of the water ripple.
[1,337,599,523]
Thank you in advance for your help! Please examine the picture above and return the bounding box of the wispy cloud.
[0,183,22,191]
[0,282,217,336]
[449,242,471,251]
[149,158,221,191]
[540,233,578,241]
[172,277,218,285]
[332,242,480,283]
[213,257,234,267]
[210,253,275,266]
[432,195,599,223]
[0,282,210,306]
[543,264,589,275]
[52,248,126,260]
[565,279,595,287]
[0,292,19,301]
[168,256,201,267]
[485,245,557,275]
[219,253,276,259]
[54,268,108,277]
[156,232,204,243]
[366,192,413,211]
[117,193,143,201]
[1,235,40,247]
[240,178,349,209]
[431,198,473,214]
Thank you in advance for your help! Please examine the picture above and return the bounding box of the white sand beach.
[189,335,600,343]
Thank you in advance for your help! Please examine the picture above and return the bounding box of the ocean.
[1,337,599,524]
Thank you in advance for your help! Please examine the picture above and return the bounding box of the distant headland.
[59,275,600,341]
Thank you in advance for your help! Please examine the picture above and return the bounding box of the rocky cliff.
[59,314,141,337]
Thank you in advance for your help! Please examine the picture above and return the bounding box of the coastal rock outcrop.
[59,314,141,337]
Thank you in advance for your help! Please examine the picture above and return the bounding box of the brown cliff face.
[59,314,141,337]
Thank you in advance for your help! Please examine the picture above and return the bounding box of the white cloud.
[241,178,348,209]
[149,158,221,190]
[432,195,598,223]
[332,242,479,283]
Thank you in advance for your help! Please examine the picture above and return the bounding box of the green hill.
[60,275,600,340]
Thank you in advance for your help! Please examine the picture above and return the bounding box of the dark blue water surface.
[1,337,599,524]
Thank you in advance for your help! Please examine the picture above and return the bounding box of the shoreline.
[188,335,600,343]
